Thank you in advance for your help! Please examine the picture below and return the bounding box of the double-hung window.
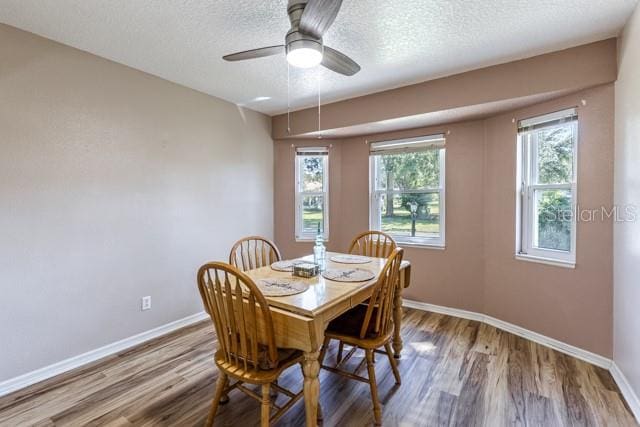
[295,147,329,241]
[369,134,446,247]
[516,108,578,266]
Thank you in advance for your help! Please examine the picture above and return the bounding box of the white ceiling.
[1,0,637,116]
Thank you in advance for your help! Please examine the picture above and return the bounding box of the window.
[369,134,446,247]
[295,147,329,241]
[516,108,578,266]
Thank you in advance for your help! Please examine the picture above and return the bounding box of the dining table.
[243,251,411,427]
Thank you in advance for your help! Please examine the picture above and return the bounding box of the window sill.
[515,253,575,269]
[295,238,330,243]
[396,241,446,250]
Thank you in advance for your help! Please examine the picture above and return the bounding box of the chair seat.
[215,347,303,383]
[326,304,392,348]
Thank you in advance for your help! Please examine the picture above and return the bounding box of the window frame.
[294,147,329,242]
[368,134,446,248]
[516,108,578,267]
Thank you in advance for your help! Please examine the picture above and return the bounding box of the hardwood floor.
[0,308,636,426]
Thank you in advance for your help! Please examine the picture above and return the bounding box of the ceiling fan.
[222,0,360,76]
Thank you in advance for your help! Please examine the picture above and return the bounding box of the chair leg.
[219,375,230,404]
[319,336,330,366]
[336,341,344,364]
[206,373,228,427]
[365,350,382,426]
[261,383,271,427]
[384,343,401,385]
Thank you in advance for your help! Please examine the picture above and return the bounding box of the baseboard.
[402,299,640,423]
[610,362,640,423]
[2,305,638,425]
[402,299,611,369]
[0,311,208,398]
[403,299,485,323]
[483,315,612,369]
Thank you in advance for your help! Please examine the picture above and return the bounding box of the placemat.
[256,278,309,296]
[270,259,305,272]
[322,268,375,282]
[329,254,371,264]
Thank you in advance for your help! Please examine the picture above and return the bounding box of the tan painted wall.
[0,24,274,381]
[274,139,344,257]
[273,39,617,139]
[484,85,614,357]
[614,3,640,401]
[274,85,614,357]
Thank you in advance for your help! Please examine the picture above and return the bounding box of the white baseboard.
[0,311,208,398]
[403,299,611,369]
[2,303,638,425]
[403,299,485,323]
[403,299,640,424]
[483,315,612,369]
[610,362,640,422]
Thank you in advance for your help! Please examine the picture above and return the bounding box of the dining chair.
[348,231,397,259]
[229,236,282,272]
[318,248,404,426]
[337,230,398,363]
[197,262,304,427]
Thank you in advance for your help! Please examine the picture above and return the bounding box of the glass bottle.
[313,222,326,271]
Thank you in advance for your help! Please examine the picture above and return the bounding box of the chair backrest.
[197,262,277,372]
[359,248,404,340]
[348,231,397,258]
[229,236,282,272]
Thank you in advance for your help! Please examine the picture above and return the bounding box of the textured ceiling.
[0,0,637,115]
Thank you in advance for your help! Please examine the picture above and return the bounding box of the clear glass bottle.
[313,222,326,271]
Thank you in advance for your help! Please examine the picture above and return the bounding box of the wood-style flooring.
[0,308,636,426]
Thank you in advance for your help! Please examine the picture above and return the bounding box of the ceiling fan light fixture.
[223,0,360,75]
[286,39,323,68]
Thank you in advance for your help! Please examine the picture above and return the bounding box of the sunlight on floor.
[409,341,437,354]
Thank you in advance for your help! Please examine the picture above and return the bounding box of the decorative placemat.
[329,254,371,264]
[256,278,310,297]
[270,259,305,272]
[322,268,375,282]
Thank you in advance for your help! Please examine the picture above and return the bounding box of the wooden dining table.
[243,251,411,427]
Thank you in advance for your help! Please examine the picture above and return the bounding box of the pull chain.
[317,72,322,138]
[287,62,291,135]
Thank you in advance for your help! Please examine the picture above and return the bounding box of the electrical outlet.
[141,296,151,311]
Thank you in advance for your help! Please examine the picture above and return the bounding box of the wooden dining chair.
[319,248,404,426]
[229,236,282,272]
[336,230,398,363]
[197,262,304,427]
[348,231,397,259]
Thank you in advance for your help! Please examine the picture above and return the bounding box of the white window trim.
[369,137,446,248]
[515,109,578,267]
[295,147,329,242]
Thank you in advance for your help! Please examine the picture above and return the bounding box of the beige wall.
[614,3,640,402]
[0,24,273,381]
[274,139,344,257]
[275,122,485,311]
[274,86,615,357]
[272,39,617,139]
[338,123,487,311]
[484,85,614,357]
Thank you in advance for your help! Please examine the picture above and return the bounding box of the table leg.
[302,350,320,427]
[393,267,408,358]
[392,289,403,358]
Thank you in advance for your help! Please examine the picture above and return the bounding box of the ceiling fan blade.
[223,45,285,61]
[321,46,360,76]
[299,0,343,38]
